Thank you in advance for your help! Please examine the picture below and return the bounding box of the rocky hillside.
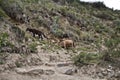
[0,0,120,80]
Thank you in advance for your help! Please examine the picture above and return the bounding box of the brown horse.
[59,39,75,49]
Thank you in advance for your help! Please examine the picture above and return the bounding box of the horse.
[59,39,75,49]
[26,28,48,40]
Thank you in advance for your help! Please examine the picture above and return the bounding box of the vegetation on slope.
[0,0,120,67]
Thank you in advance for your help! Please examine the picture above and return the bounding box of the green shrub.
[94,25,108,33]
[11,26,25,42]
[93,12,114,20]
[0,7,8,17]
[113,19,120,33]
[102,37,120,60]
[0,33,11,48]
[104,38,119,49]
[21,0,39,3]
[28,42,38,53]
[73,52,101,66]
[91,2,106,9]
[52,28,64,38]
[50,16,65,38]
[110,50,120,58]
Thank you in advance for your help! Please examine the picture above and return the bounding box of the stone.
[98,73,104,79]
[100,68,105,72]
[57,63,69,67]
[115,71,120,78]
[27,69,44,75]
[107,69,112,72]
[56,66,77,75]
[64,69,73,75]
[44,70,55,75]
[57,62,73,67]
[16,68,44,75]
[102,71,107,76]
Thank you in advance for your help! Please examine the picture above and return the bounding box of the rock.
[57,63,69,67]
[56,66,77,75]
[0,47,12,53]
[100,68,105,72]
[102,71,107,76]
[108,65,113,69]
[0,66,5,72]
[115,71,120,78]
[44,70,55,75]
[16,68,44,75]
[107,69,112,72]
[45,62,55,66]
[27,69,44,75]
[57,62,73,67]
[98,73,104,79]
[107,71,115,78]
[16,68,28,73]
[49,55,57,62]
[64,69,73,75]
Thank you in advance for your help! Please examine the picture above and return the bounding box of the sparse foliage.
[73,52,101,66]
[0,33,10,48]
[28,42,38,53]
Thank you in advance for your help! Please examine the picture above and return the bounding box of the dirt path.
[0,45,106,80]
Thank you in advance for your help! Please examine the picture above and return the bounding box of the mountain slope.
[0,0,120,80]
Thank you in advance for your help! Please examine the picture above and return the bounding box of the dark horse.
[26,28,48,40]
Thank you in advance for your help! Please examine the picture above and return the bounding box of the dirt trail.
[0,45,106,80]
[0,46,105,80]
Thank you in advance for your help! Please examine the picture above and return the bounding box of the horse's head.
[26,28,30,31]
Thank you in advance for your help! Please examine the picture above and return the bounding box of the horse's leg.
[73,42,75,48]
[41,35,43,40]
[64,42,67,49]
[42,33,48,39]
[33,33,35,37]
[38,34,43,40]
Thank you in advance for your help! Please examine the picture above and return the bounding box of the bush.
[110,50,120,58]
[91,2,106,9]
[93,12,114,20]
[11,26,25,42]
[94,23,109,34]
[0,32,14,53]
[28,42,38,53]
[113,19,120,33]
[50,16,65,38]
[102,37,120,61]
[73,52,101,66]
[0,33,10,48]
[21,0,39,3]
[0,7,8,17]
[105,38,119,49]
